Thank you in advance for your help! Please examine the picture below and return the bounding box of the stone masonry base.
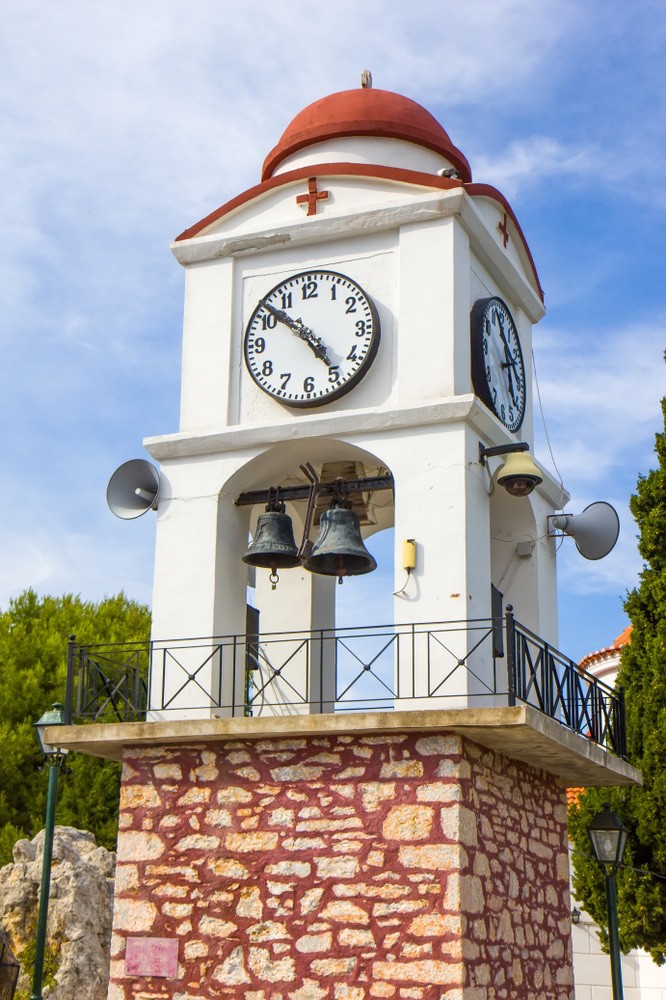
[107,730,574,1000]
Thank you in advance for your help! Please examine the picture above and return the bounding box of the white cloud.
[532,319,663,602]
[534,320,665,487]
[474,137,600,201]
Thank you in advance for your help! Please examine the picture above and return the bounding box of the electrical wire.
[393,568,412,597]
[570,847,666,883]
[532,347,565,508]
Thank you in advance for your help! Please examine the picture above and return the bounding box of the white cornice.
[143,394,566,508]
[170,185,543,322]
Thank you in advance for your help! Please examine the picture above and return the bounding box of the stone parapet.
[108,729,575,999]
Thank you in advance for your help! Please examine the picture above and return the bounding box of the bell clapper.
[269,570,279,590]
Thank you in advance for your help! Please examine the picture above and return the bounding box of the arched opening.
[219,436,396,717]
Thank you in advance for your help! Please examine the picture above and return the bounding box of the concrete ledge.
[48,705,641,788]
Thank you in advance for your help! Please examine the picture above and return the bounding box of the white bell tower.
[144,80,565,717]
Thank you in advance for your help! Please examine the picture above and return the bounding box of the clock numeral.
[347,345,358,360]
[328,366,340,383]
[303,376,315,392]
[261,313,277,331]
[262,360,273,377]
[254,337,266,354]
[280,292,292,309]
[355,320,367,337]
[301,281,318,300]
[345,296,357,314]
[280,372,291,390]
[330,284,337,300]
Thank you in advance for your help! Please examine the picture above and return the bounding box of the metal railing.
[64,609,626,758]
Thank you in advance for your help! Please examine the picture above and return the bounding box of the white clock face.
[244,270,380,408]
[471,297,526,432]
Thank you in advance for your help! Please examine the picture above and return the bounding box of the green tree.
[0,590,150,866]
[569,392,666,964]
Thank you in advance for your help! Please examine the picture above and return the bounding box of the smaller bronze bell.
[243,502,301,573]
[303,502,377,582]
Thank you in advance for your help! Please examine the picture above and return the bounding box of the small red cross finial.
[498,212,510,248]
[297,177,330,216]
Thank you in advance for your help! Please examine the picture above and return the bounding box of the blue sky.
[1,0,664,662]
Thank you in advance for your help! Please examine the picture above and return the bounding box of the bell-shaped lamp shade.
[496,451,543,497]
[34,702,69,757]
[588,807,628,871]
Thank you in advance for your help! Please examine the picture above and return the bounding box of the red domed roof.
[262,87,472,182]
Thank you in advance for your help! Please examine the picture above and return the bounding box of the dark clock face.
[244,270,381,408]
[471,296,526,432]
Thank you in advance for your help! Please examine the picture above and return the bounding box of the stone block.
[373,959,460,985]
[117,830,165,861]
[225,831,279,852]
[314,855,359,878]
[398,843,460,871]
[380,760,424,779]
[212,945,251,985]
[208,857,249,879]
[248,946,296,981]
[320,900,370,924]
[296,931,333,952]
[310,957,357,975]
[198,916,237,937]
[113,898,157,932]
[120,784,161,809]
[360,783,396,812]
[383,805,434,841]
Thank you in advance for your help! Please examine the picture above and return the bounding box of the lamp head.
[588,806,628,872]
[496,451,543,497]
[34,702,69,757]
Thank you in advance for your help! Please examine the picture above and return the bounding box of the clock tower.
[144,80,562,716]
[59,79,640,1000]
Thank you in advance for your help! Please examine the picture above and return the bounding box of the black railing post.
[543,643,552,717]
[505,607,516,707]
[618,687,627,759]
[64,634,76,725]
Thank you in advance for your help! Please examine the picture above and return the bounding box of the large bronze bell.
[303,502,377,581]
[242,502,301,572]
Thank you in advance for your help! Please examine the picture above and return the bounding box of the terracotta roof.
[262,87,472,182]
[579,625,632,671]
[567,788,583,808]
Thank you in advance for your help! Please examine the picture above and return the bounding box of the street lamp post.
[30,703,69,1000]
[588,806,629,1000]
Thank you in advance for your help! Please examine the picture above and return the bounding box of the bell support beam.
[235,475,394,507]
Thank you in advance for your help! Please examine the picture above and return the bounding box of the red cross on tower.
[297,177,330,216]
[497,212,510,248]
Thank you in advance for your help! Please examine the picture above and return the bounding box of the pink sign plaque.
[125,937,179,978]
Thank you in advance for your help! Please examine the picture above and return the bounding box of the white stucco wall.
[146,132,564,717]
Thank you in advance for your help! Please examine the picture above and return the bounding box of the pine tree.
[569,388,666,964]
[0,590,150,865]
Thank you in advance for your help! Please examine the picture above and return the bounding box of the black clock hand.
[260,299,332,365]
[496,317,520,405]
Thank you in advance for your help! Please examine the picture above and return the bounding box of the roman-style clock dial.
[471,296,526,432]
[244,270,380,408]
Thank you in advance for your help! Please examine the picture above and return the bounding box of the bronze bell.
[303,502,377,581]
[242,502,301,571]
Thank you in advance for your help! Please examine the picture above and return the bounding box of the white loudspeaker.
[549,501,620,561]
[107,459,160,520]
